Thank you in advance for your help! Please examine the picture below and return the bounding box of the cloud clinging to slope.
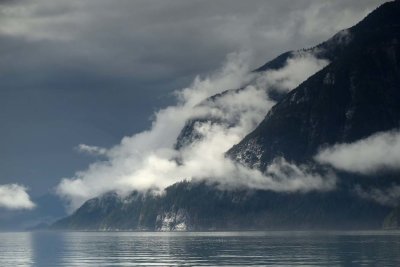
[315,130,400,174]
[0,0,383,195]
[57,52,334,211]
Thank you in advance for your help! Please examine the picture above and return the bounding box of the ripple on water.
[0,231,399,266]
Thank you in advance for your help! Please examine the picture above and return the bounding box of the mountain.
[53,1,400,231]
[227,0,400,169]
[383,205,400,229]
[174,23,352,151]
[52,180,387,231]
[174,0,376,153]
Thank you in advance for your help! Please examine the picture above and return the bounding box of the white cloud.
[76,144,107,156]
[315,130,400,174]
[0,184,36,210]
[260,52,329,92]
[355,185,400,207]
[57,52,332,212]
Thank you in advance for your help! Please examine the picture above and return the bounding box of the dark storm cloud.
[0,0,385,82]
[0,0,386,197]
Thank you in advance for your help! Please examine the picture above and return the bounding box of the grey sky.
[0,0,386,197]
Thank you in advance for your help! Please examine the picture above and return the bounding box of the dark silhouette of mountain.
[227,0,400,169]
[53,1,400,231]
[52,181,388,231]
[384,205,400,229]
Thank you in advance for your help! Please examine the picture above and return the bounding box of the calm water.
[0,231,399,266]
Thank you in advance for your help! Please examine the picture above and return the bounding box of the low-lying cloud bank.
[0,184,36,210]
[57,52,332,211]
[355,185,400,207]
[315,130,400,174]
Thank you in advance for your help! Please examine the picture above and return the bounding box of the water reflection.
[0,231,399,266]
[0,232,33,266]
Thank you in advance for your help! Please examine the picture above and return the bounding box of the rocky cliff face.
[156,209,191,231]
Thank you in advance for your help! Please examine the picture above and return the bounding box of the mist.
[315,130,400,175]
[355,185,400,207]
[56,51,332,211]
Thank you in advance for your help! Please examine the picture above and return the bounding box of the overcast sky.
[0,0,385,197]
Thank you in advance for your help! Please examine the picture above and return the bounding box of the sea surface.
[0,231,399,266]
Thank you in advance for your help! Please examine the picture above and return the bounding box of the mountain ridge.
[227,0,400,169]
[52,1,400,231]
